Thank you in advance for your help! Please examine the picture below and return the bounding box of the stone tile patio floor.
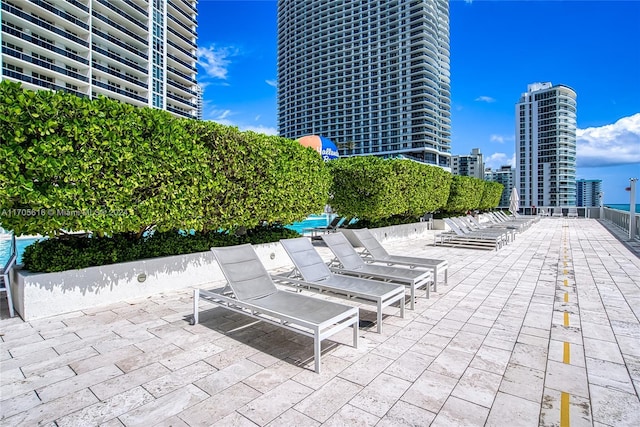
[1,218,639,426]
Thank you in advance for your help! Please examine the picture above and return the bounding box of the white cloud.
[196,45,238,79]
[485,152,515,170]
[577,113,640,167]
[255,115,261,121]
[475,96,496,103]
[265,79,277,88]
[490,134,505,144]
[243,125,278,135]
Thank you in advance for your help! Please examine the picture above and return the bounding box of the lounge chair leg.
[377,302,383,334]
[353,317,359,349]
[410,285,415,310]
[314,333,321,374]
[400,296,405,319]
[444,268,448,285]
[192,289,199,325]
[433,267,438,293]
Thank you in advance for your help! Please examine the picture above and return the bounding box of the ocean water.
[605,204,640,212]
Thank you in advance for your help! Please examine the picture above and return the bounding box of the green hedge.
[479,181,504,211]
[0,81,329,237]
[444,176,485,213]
[22,226,299,273]
[327,156,452,221]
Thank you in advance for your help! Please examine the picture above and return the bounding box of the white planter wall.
[10,242,292,321]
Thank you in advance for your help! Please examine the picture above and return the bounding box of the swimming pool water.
[0,215,334,265]
[0,236,41,266]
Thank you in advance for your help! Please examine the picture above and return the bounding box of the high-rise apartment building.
[485,165,514,208]
[576,179,602,207]
[1,0,199,119]
[515,82,577,208]
[452,148,484,179]
[277,0,451,168]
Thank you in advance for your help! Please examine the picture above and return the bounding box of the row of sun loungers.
[193,229,446,373]
[436,211,536,250]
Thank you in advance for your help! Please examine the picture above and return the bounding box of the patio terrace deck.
[1,218,639,426]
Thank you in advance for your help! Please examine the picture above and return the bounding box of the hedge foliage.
[327,156,452,221]
[21,225,300,273]
[0,81,329,237]
[479,181,504,210]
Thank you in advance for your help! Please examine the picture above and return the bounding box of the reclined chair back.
[321,233,367,270]
[352,229,389,259]
[211,244,277,301]
[280,238,333,282]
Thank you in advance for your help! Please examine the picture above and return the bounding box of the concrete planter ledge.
[10,242,292,321]
[340,222,437,247]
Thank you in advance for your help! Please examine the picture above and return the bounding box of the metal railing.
[603,207,640,240]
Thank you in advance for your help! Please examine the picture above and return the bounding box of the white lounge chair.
[351,228,448,291]
[441,218,506,251]
[277,237,405,333]
[321,232,433,309]
[567,207,579,218]
[192,244,359,373]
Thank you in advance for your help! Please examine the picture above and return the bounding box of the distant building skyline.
[576,179,602,207]
[452,148,484,179]
[515,82,577,208]
[485,165,514,208]
[1,0,199,119]
[276,0,452,168]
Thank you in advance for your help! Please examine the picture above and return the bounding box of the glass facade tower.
[277,0,451,167]
[1,0,199,118]
[515,82,577,208]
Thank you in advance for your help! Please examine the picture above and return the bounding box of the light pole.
[599,191,604,220]
[629,178,638,241]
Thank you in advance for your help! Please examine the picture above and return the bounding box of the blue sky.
[196,0,640,204]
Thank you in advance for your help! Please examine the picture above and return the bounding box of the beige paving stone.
[322,403,380,426]
[384,349,434,382]
[371,335,416,360]
[427,347,474,379]
[583,337,625,364]
[178,383,260,426]
[157,342,225,371]
[540,388,593,427]
[236,379,311,425]
[1,365,76,401]
[37,364,124,402]
[0,390,40,419]
[194,358,263,396]
[71,344,144,374]
[152,415,191,427]
[401,370,458,413]
[115,343,183,373]
[243,359,304,393]
[483,327,518,351]
[338,352,394,386]
[581,321,616,342]
[142,360,217,398]
[265,409,319,427]
[118,384,209,426]
[349,373,411,417]
[294,377,362,423]
[451,366,502,408]
[376,400,436,426]
[591,384,640,426]
[430,396,490,427]
[510,341,548,371]
[469,345,512,375]
[1,347,58,373]
[544,359,589,398]
[90,362,172,400]
[2,388,98,426]
[55,386,154,427]
[586,357,636,394]
[6,333,80,359]
[499,363,545,403]
[447,330,485,354]
[0,331,43,351]
[486,392,540,427]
